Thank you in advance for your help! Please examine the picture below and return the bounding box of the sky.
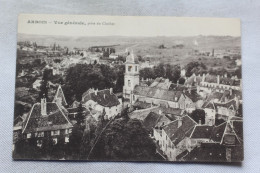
[18,14,241,37]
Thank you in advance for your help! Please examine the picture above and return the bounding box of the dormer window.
[51,130,60,136]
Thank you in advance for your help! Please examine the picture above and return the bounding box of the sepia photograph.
[13,14,243,162]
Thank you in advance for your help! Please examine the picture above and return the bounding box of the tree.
[154,63,165,78]
[140,68,155,80]
[179,77,186,85]
[158,44,165,49]
[114,65,125,93]
[38,79,48,101]
[189,109,206,124]
[90,117,158,161]
[64,64,117,103]
[185,62,207,77]
[165,64,181,83]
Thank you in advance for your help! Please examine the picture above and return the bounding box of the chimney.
[198,119,202,125]
[177,117,182,128]
[110,88,113,94]
[158,110,162,115]
[104,94,106,99]
[177,80,179,87]
[202,73,205,82]
[94,89,98,95]
[217,75,220,84]
[230,88,233,96]
[41,97,47,116]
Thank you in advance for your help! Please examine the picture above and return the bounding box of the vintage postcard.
[13,14,243,162]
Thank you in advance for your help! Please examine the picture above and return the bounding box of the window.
[135,66,137,72]
[65,129,72,134]
[65,137,69,143]
[128,80,131,87]
[51,130,60,136]
[35,132,44,137]
[27,133,31,139]
[37,140,43,148]
[128,66,132,72]
[52,138,58,145]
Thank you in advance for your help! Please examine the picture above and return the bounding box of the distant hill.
[17,34,240,50]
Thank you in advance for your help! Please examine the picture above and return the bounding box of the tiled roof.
[159,107,184,116]
[183,143,227,162]
[185,75,202,86]
[22,102,72,133]
[231,120,243,141]
[163,116,197,145]
[169,83,187,91]
[189,122,227,143]
[82,89,120,107]
[220,89,242,102]
[143,112,170,131]
[129,106,160,121]
[133,100,152,109]
[206,91,223,102]
[190,125,214,139]
[134,86,183,102]
[184,91,202,102]
[202,101,215,109]
[214,99,238,110]
[150,77,171,89]
[163,121,179,138]
[210,123,227,142]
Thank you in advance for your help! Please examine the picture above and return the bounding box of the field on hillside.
[18,34,240,69]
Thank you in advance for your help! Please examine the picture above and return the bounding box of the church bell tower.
[123,50,139,105]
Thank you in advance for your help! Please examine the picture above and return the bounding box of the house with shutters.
[153,115,197,161]
[82,88,122,120]
[22,97,73,147]
[198,73,241,94]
